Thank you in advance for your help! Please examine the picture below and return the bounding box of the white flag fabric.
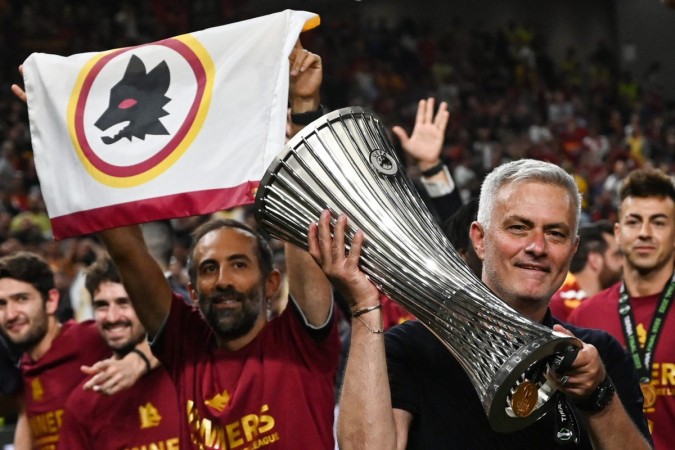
[23,9,319,239]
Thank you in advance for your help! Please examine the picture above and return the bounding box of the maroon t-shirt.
[568,282,675,450]
[19,320,110,450]
[153,295,340,450]
[59,366,180,449]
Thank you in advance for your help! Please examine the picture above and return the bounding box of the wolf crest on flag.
[22,9,319,239]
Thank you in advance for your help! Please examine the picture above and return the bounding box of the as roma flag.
[23,9,319,239]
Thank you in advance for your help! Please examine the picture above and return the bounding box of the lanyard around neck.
[618,272,675,382]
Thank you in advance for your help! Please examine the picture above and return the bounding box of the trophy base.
[486,333,581,432]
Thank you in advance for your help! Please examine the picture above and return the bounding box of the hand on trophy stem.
[392,97,449,172]
[308,210,380,311]
[548,325,606,402]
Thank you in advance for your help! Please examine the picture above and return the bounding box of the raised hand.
[11,65,26,103]
[289,40,322,108]
[307,210,380,311]
[392,98,449,171]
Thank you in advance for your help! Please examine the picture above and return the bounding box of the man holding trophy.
[310,159,652,449]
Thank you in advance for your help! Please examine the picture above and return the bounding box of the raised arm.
[97,226,172,337]
[288,40,322,137]
[393,98,461,221]
[283,41,334,326]
[392,97,449,174]
[308,211,401,449]
[285,243,332,326]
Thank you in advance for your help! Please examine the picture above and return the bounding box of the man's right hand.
[307,210,380,312]
[392,97,449,172]
[11,65,26,103]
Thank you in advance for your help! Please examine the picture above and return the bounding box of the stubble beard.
[5,315,49,352]
[199,286,263,341]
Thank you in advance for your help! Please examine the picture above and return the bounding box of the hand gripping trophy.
[255,107,580,432]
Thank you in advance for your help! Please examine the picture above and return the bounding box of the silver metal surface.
[255,106,579,432]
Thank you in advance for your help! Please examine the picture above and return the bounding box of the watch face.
[576,377,615,411]
[595,379,615,409]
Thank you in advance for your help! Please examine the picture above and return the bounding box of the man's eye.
[202,265,217,274]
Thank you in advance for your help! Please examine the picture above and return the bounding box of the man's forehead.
[492,181,575,224]
[94,281,128,299]
[194,227,258,260]
[0,277,38,295]
[620,195,675,217]
[495,180,571,206]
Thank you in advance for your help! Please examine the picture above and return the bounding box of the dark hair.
[443,198,479,252]
[568,220,613,273]
[620,168,675,203]
[0,252,54,300]
[84,256,122,298]
[187,219,274,285]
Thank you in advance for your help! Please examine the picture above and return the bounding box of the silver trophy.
[255,106,579,432]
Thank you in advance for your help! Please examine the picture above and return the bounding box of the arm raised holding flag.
[13,34,340,449]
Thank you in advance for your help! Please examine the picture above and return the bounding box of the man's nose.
[216,267,234,289]
[5,301,19,320]
[638,222,652,238]
[105,304,122,322]
[525,231,547,255]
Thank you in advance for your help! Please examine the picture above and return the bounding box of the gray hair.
[477,159,582,232]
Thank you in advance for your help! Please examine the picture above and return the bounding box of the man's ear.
[587,252,603,272]
[45,288,60,315]
[187,282,199,306]
[469,221,486,261]
[265,269,282,300]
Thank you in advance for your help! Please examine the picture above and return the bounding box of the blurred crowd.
[0,0,673,322]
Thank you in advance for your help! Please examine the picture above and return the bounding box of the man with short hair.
[97,44,340,449]
[550,220,623,321]
[569,167,675,449]
[0,252,150,449]
[58,256,179,449]
[311,159,651,449]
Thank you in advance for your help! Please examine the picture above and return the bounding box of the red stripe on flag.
[50,181,259,240]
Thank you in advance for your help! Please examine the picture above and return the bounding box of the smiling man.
[312,159,652,449]
[58,256,179,449]
[0,252,149,449]
[569,168,675,449]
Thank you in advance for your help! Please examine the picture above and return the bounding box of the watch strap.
[290,104,326,125]
[574,375,615,412]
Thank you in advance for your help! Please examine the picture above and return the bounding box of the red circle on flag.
[73,38,206,177]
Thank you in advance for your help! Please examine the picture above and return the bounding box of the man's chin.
[212,318,257,341]
[108,340,134,353]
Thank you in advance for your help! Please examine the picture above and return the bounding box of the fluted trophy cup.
[255,106,580,432]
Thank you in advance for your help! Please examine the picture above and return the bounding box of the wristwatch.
[575,376,615,412]
[290,105,326,125]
